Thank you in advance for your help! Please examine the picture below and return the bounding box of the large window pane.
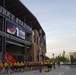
[0,16,3,31]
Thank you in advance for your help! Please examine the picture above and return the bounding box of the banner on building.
[6,21,25,39]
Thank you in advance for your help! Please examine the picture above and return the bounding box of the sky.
[20,0,76,58]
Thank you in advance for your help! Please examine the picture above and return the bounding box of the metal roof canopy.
[0,0,45,35]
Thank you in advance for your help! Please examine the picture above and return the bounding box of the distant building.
[69,52,76,63]
[0,0,46,62]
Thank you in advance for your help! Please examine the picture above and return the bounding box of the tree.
[60,56,66,63]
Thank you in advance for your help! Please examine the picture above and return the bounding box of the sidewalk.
[10,65,70,75]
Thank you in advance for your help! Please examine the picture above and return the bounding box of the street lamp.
[52,53,55,69]
[58,56,60,67]
[63,50,65,57]
[52,53,54,58]
[38,48,42,73]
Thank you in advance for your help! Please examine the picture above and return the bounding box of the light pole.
[39,29,42,73]
[38,48,42,73]
[63,50,65,57]
[53,53,54,58]
[58,56,60,67]
[63,50,65,64]
[52,53,55,69]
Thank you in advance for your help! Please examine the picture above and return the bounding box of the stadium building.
[0,0,46,62]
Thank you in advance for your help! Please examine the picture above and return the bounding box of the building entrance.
[6,40,25,62]
[0,37,2,52]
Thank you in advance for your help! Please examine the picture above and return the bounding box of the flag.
[40,34,43,45]
[2,53,6,60]
[43,35,46,49]
[6,52,16,64]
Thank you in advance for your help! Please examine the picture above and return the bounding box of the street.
[1,65,76,75]
[63,68,76,75]
[7,65,70,75]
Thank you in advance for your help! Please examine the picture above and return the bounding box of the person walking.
[0,61,3,74]
[13,61,17,72]
[16,61,20,72]
[4,60,9,75]
[20,61,24,72]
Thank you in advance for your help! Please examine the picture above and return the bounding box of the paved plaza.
[9,65,70,75]
[1,65,76,75]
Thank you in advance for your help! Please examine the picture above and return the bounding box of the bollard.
[45,67,49,72]
[53,62,55,69]
[39,63,41,73]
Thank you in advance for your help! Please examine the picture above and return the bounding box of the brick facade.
[28,29,46,62]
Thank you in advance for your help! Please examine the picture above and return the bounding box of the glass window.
[0,16,3,31]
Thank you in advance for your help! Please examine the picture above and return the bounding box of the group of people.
[0,59,25,74]
[0,59,13,74]
[0,59,52,74]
